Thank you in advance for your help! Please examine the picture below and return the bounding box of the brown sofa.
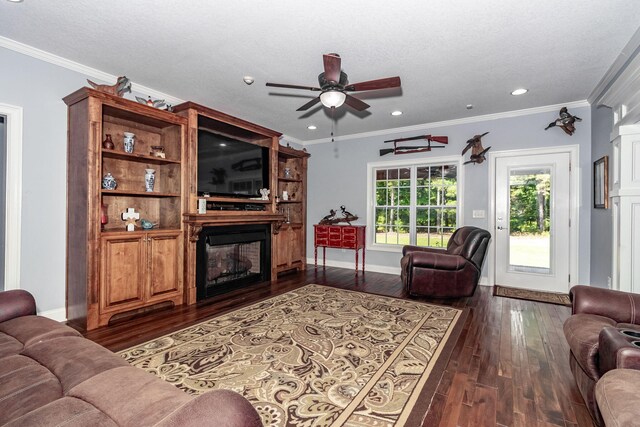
[596,368,640,426]
[563,285,640,426]
[0,289,262,427]
[400,226,491,298]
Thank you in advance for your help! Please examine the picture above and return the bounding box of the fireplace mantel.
[184,213,285,241]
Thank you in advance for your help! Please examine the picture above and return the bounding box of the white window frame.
[366,155,464,253]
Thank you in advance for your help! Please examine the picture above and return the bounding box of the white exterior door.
[495,153,571,293]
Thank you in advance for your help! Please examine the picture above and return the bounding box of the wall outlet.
[472,210,486,219]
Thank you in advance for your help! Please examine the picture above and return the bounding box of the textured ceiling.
[1,0,639,142]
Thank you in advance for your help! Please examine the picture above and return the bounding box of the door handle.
[497,226,505,230]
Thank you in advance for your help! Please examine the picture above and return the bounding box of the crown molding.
[0,36,184,105]
[279,133,304,146]
[589,27,640,106]
[301,100,589,146]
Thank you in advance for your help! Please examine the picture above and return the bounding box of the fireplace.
[196,224,271,300]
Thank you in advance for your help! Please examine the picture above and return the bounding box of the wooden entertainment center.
[64,88,309,330]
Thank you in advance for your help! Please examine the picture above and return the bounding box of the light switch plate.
[472,210,486,218]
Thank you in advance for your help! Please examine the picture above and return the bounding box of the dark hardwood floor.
[85,266,594,427]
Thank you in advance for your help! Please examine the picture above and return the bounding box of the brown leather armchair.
[400,226,491,298]
[563,285,640,426]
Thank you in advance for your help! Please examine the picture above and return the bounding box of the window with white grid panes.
[373,163,458,248]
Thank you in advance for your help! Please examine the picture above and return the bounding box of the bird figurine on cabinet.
[87,76,131,97]
[545,107,582,136]
[319,209,337,225]
[135,96,166,109]
[340,205,358,225]
[462,132,491,165]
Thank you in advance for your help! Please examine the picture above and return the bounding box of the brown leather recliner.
[400,226,491,298]
[563,285,640,426]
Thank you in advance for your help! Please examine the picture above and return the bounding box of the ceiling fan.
[266,53,401,111]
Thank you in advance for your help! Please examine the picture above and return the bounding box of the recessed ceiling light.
[307,125,317,130]
[242,76,254,85]
[511,88,528,96]
[6,0,23,3]
[219,143,227,147]
[391,110,403,116]
[466,104,473,110]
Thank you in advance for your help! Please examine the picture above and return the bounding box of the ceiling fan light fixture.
[511,88,528,96]
[319,90,346,108]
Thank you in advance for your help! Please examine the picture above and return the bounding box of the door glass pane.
[508,167,551,274]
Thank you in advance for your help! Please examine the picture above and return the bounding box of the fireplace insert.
[196,224,271,300]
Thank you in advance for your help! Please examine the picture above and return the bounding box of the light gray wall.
[590,105,613,288]
[0,47,152,312]
[0,47,73,310]
[305,106,593,285]
[0,115,5,292]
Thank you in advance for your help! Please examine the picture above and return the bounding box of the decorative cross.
[121,208,139,231]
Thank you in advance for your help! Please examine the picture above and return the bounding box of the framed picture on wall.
[594,156,608,209]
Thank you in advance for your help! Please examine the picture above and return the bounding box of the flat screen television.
[197,128,269,198]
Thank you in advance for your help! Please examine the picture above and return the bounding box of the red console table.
[314,224,366,273]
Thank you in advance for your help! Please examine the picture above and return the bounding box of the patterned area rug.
[120,284,466,426]
[494,285,571,306]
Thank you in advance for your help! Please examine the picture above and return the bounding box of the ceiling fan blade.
[345,76,401,92]
[266,82,321,91]
[323,53,342,84]
[296,97,321,111]
[344,94,370,111]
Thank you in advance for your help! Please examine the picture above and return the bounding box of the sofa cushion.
[69,366,192,426]
[23,336,129,394]
[155,390,263,427]
[0,354,63,424]
[563,313,616,380]
[0,332,24,359]
[0,315,81,349]
[596,369,640,427]
[3,396,118,427]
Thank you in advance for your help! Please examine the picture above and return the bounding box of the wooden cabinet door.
[274,225,306,272]
[147,232,183,301]
[273,227,291,270]
[289,224,305,268]
[100,235,146,313]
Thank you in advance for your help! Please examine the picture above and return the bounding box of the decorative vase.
[123,132,135,153]
[102,134,115,150]
[102,173,117,190]
[144,169,156,192]
[100,203,108,230]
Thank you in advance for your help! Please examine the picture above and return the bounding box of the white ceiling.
[1,0,639,142]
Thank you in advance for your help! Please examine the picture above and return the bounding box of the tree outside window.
[374,163,458,247]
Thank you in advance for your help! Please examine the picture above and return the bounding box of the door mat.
[494,285,571,306]
[120,284,468,426]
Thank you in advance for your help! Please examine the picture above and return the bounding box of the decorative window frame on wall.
[366,155,464,253]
